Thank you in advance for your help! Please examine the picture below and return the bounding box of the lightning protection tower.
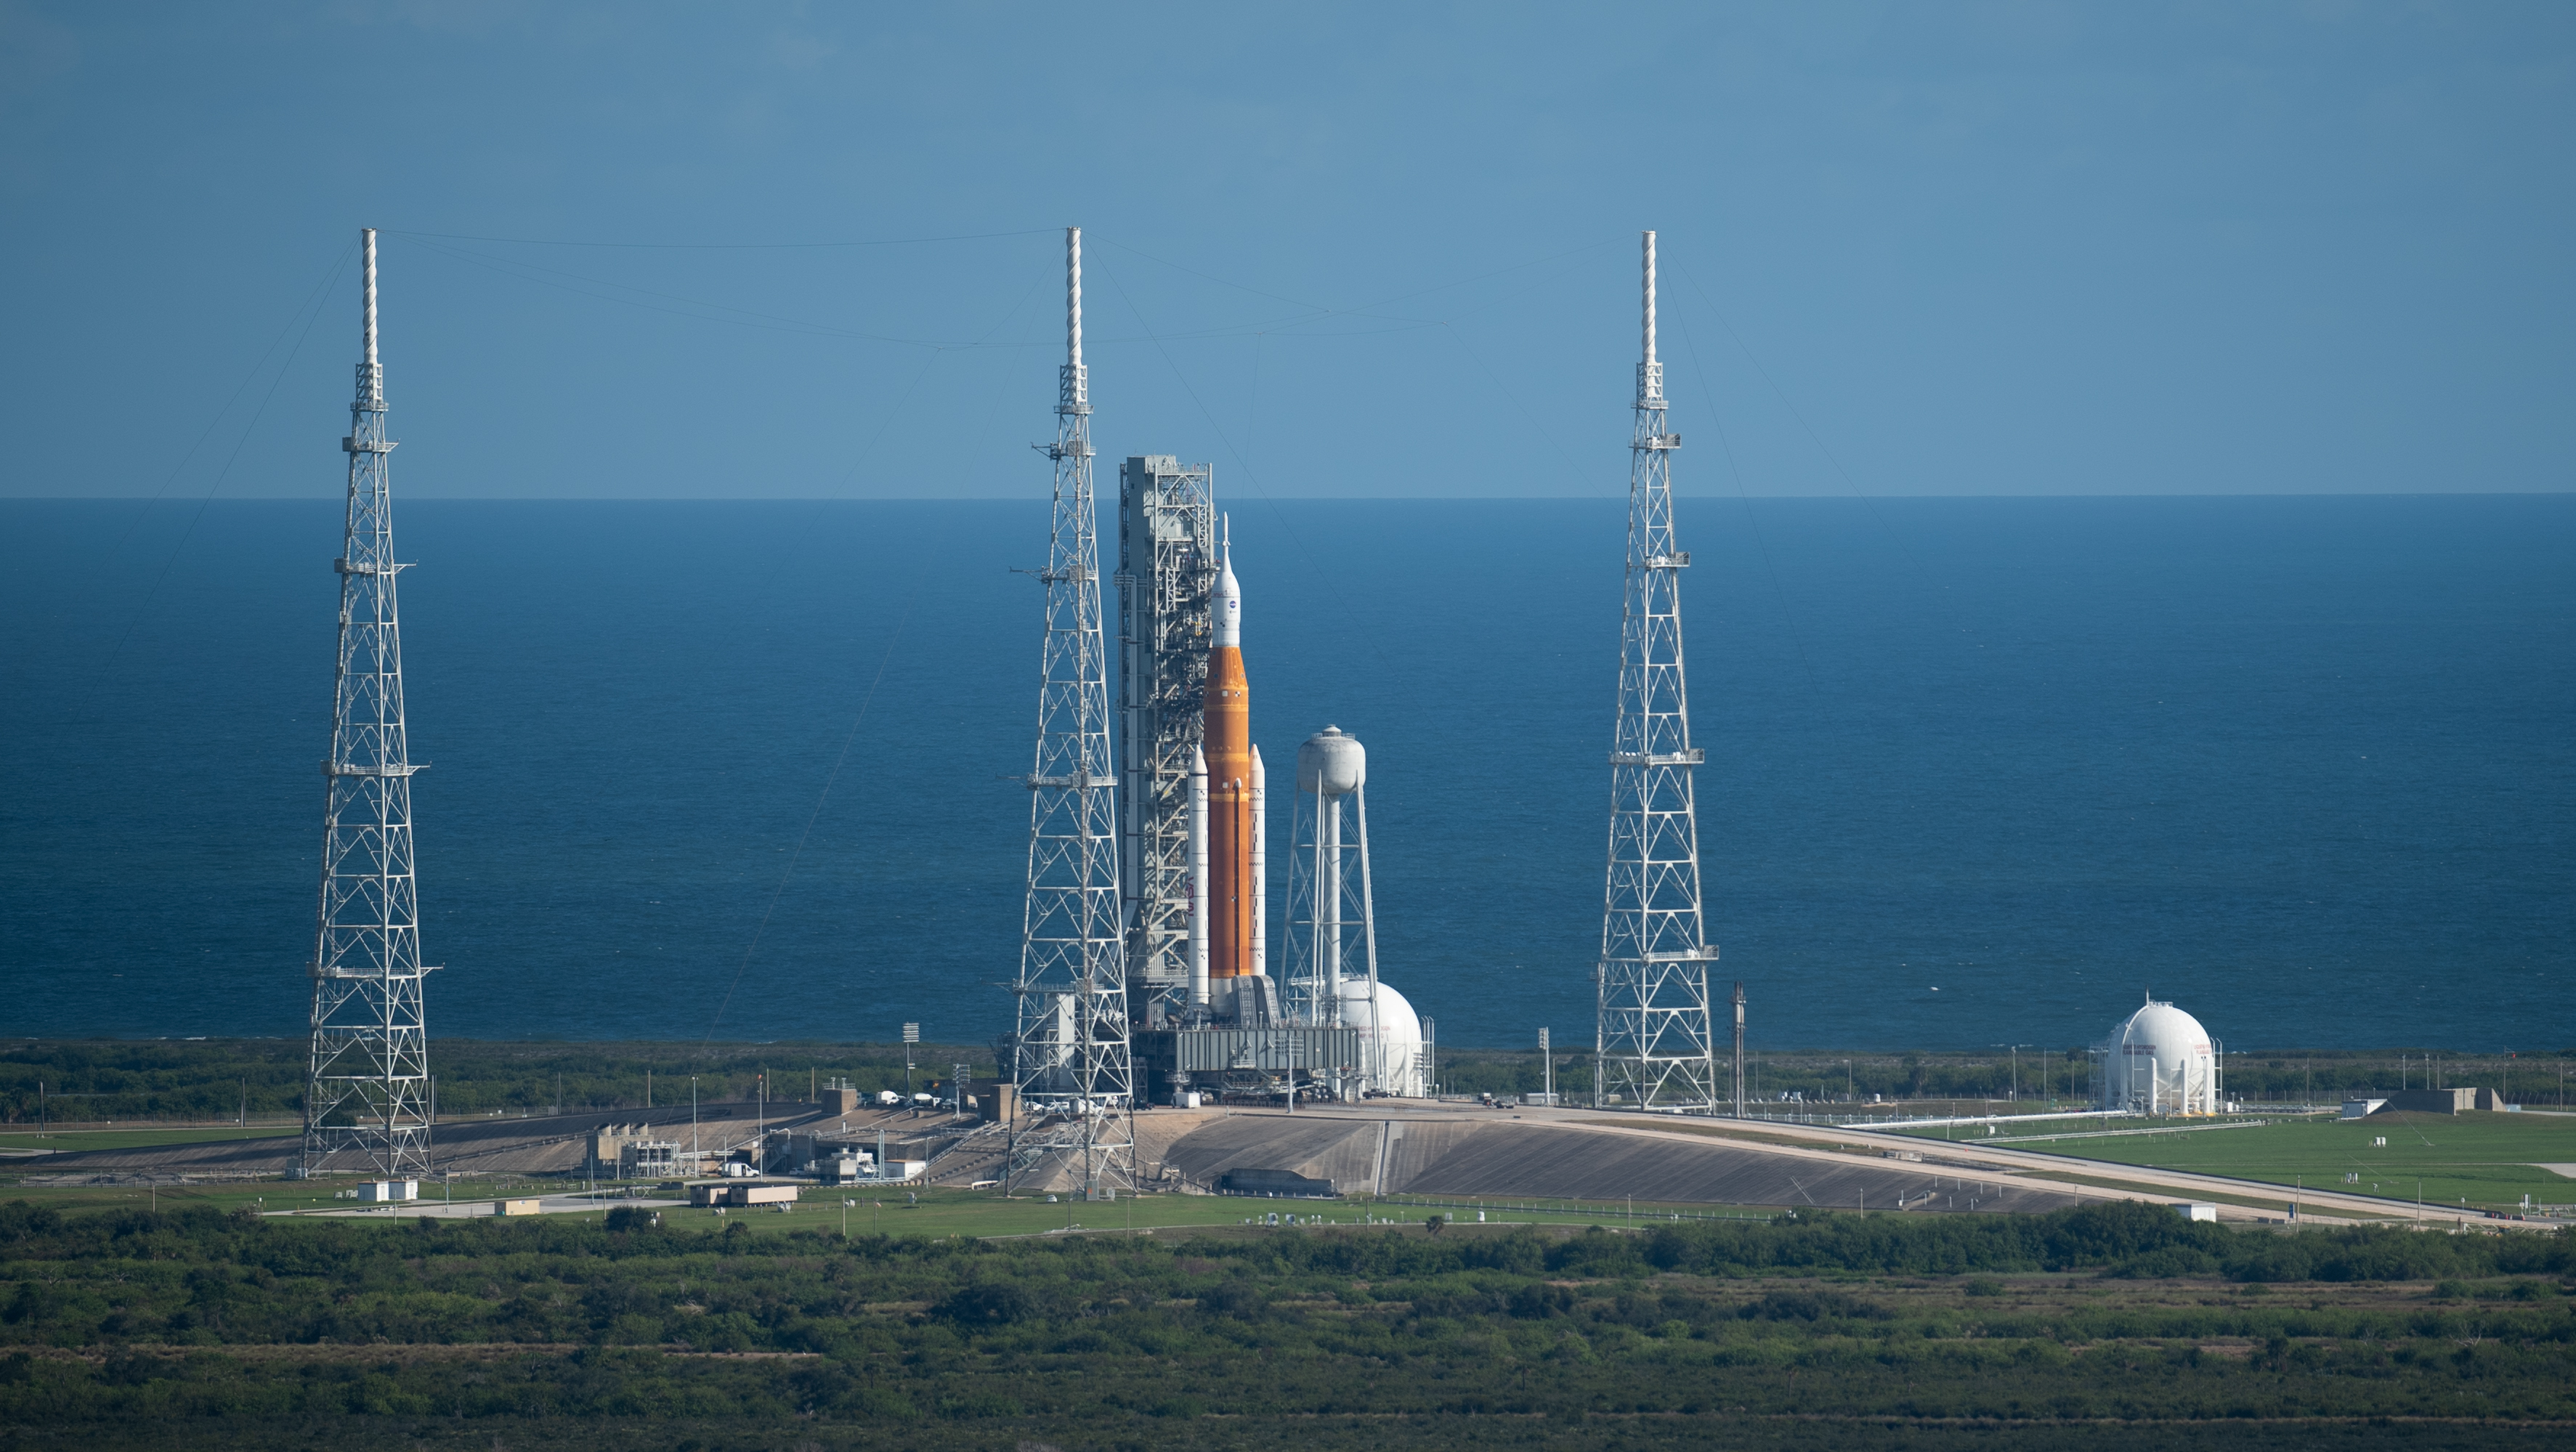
[1008,227,1135,1198]
[1281,726,1377,1093]
[1115,454,1217,1027]
[1595,230,1720,1113]
[303,228,435,1177]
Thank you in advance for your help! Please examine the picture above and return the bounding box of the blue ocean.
[2,495,2568,1054]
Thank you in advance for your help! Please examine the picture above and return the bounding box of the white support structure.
[304,228,435,1177]
[1595,230,1720,1113]
[1008,227,1134,1199]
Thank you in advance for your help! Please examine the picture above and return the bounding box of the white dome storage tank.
[1334,977,1427,1098]
[2099,997,2221,1115]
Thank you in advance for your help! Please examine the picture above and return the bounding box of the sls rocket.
[1190,522,1264,1011]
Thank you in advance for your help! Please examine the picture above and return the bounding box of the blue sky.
[2,1,2569,499]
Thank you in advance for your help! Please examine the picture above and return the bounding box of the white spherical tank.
[1334,976,1426,1098]
[2101,999,2221,1115]
[1297,726,1366,795]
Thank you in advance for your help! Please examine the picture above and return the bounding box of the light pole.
[902,1023,920,1097]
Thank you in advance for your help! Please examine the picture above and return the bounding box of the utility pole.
[1596,230,1719,1114]
[302,227,433,1180]
[1730,982,1745,1119]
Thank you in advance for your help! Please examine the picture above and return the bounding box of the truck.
[689,1182,801,1209]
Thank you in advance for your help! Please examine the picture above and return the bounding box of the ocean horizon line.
[10,491,2573,505]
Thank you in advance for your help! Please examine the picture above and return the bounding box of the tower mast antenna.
[1008,227,1135,1198]
[303,227,434,1179]
[1595,230,1720,1114]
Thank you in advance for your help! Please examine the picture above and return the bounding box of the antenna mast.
[1595,230,1720,1113]
[303,228,434,1178]
[1008,227,1134,1198]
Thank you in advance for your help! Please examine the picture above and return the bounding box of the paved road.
[1190,1102,2558,1229]
[1539,1107,2555,1229]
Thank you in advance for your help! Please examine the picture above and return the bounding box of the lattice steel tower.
[1595,230,1720,1113]
[1115,455,1216,1026]
[303,228,434,1177]
[1008,227,1134,1197]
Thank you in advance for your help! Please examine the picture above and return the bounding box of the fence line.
[1367,1193,1770,1225]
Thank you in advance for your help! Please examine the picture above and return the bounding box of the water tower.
[1281,727,1426,1097]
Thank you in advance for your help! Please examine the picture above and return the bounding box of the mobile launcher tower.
[1115,453,1218,1023]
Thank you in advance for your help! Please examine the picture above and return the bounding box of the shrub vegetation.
[1,1197,2570,1448]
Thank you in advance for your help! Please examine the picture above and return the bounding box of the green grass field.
[636,1188,1411,1241]
[1921,1111,2576,1214]
[0,1177,1759,1240]
[0,1124,297,1153]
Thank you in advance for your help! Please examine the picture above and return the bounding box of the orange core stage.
[1204,642,1253,979]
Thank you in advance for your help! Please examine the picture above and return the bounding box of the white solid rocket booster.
[1188,745,1210,1007]
[1250,745,1266,983]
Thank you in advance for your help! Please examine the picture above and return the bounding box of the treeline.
[0,1198,2572,1447]
[1,1198,2569,1344]
[9,1038,2569,1126]
[0,1039,998,1125]
[1438,1045,2575,1106]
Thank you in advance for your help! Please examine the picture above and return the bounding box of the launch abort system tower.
[1595,230,1720,1113]
[1115,454,1217,1026]
[303,228,435,1178]
[1007,227,1135,1198]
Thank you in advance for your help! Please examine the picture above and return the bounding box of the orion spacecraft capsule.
[1190,523,1265,1011]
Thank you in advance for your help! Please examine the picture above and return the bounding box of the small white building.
[2098,997,2222,1115]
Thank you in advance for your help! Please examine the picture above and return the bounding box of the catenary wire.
[78,240,357,727]
[703,594,918,1042]
[381,226,1060,251]
[1672,307,1825,699]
